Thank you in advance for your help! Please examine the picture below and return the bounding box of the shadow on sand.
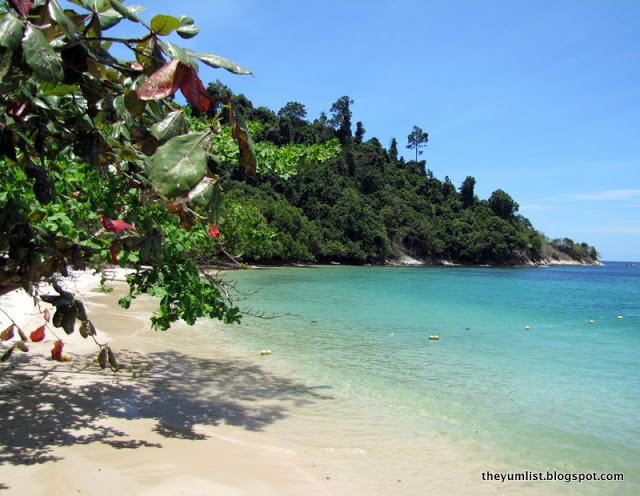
[0,350,332,468]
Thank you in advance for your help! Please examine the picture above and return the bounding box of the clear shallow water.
[219,263,640,494]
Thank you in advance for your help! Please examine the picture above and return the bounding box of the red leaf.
[43,308,51,323]
[179,66,211,112]
[109,241,121,265]
[136,59,185,101]
[100,216,136,234]
[51,340,64,361]
[208,223,221,239]
[1,325,15,341]
[30,325,46,342]
[8,0,33,17]
[7,100,31,120]
[165,201,184,213]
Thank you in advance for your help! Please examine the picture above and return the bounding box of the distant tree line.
[201,83,598,266]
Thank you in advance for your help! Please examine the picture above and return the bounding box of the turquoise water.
[223,263,640,494]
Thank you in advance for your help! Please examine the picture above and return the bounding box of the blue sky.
[110,1,638,260]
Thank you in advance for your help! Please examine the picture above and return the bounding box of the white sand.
[0,270,329,496]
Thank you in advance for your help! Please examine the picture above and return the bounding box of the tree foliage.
[329,96,354,145]
[0,0,258,364]
[406,125,429,162]
[459,176,477,208]
[488,189,519,219]
[209,92,597,267]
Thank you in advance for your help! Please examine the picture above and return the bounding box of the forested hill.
[207,86,599,266]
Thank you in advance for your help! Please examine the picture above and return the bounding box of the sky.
[100,0,639,261]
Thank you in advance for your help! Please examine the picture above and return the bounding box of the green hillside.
[206,87,598,266]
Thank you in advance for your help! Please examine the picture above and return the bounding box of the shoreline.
[0,269,595,495]
[216,258,604,271]
[0,270,330,496]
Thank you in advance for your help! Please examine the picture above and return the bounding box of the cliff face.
[386,241,602,267]
[533,242,602,266]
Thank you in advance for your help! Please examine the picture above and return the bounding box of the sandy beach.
[0,270,331,496]
[0,270,565,496]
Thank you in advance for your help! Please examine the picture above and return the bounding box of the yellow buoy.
[616,316,624,320]
[428,335,439,341]
[260,349,272,356]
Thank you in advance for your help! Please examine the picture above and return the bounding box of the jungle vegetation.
[208,86,598,266]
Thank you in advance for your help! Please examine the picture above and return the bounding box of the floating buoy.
[524,326,531,331]
[428,335,440,341]
[260,349,272,356]
[589,320,595,324]
[616,316,624,320]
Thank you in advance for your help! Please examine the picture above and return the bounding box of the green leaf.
[150,110,186,142]
[187,177,216,208]
[178,15,195,26]
[147,132,211,199]
[39,82,78,96]
[48,0,78,39]
[89,0,110,12]
[0,13,24,50]
[22,24,64,82]
[68,0,110,12]
[98,8,123,30]
[1,345,15,362]
[150,14,181,35]
[191,51,252,75]
[109,0,140,22]
[0,49,13,81]
[207,182,225,225]
[163,42,196,69]
[176,24,199,39]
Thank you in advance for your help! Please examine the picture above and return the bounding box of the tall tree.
[389,138,399,163]
[406,126,429,162]
[488,189,519,218]
[278,102,307,121]
[459,176,477,208]
[278,102,309,144]
[329,96,354,145]
[354,121,366,144]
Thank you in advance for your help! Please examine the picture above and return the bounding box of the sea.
[209,262,639,495]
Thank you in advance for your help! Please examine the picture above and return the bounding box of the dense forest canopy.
[207,84,598,266]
